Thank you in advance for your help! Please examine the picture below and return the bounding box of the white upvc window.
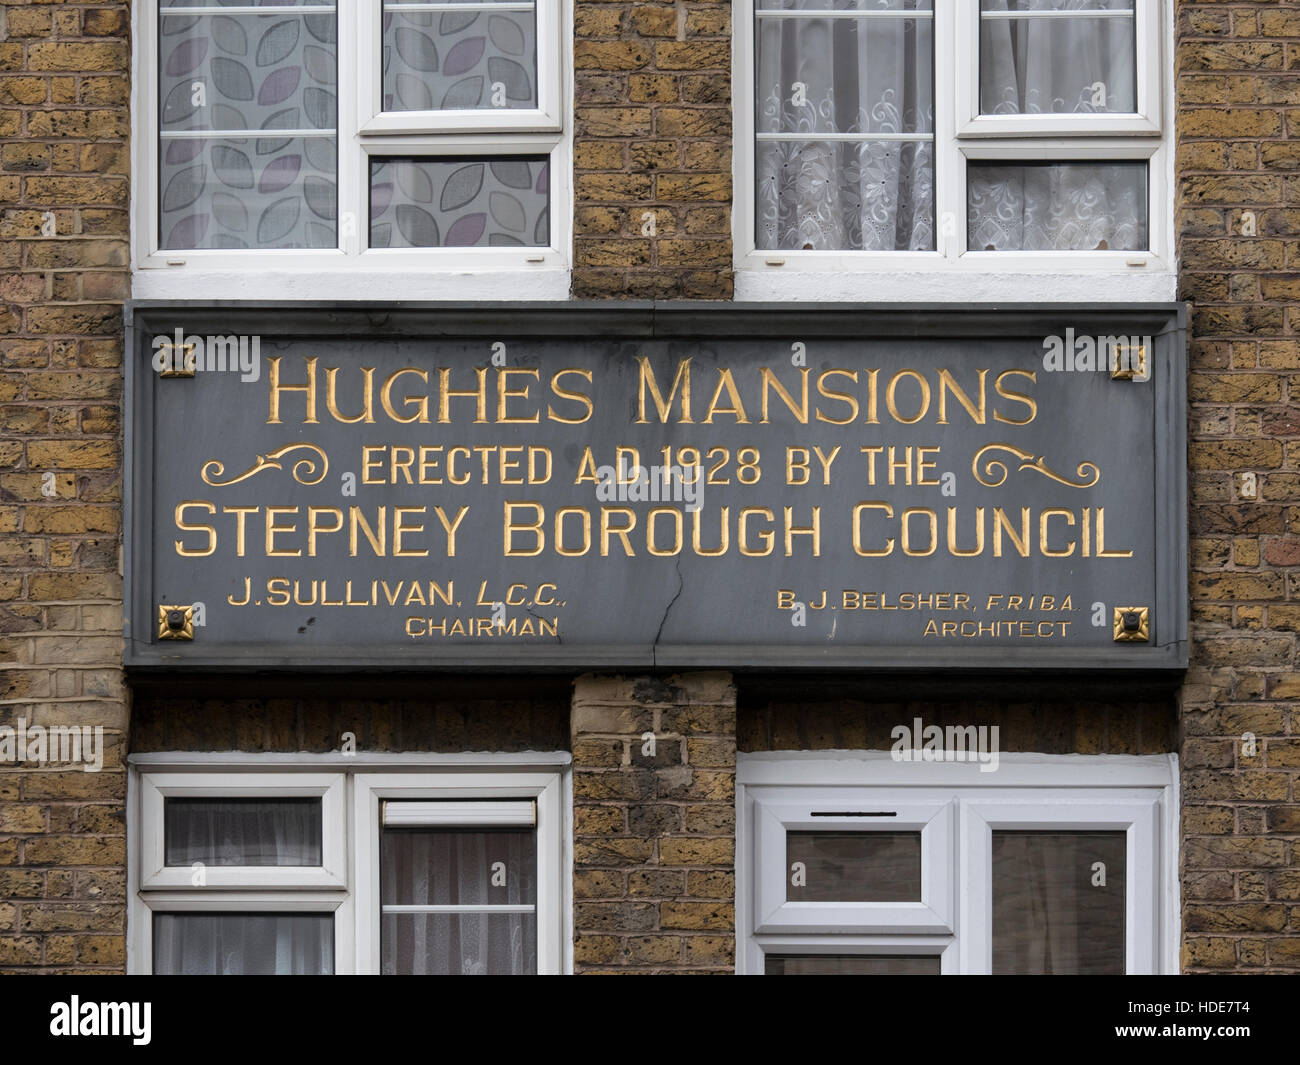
[128,755,571,975]
[132,0,571,299]
[737,752,1179,975]
[734,0,1174,300]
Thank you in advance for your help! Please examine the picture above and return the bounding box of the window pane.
[161,136,337,249]
[153,913,333,974]
[992,830,1126,975]
[382,913,538,975]
[765,954,940,975]
[758,0,927,9]
[382,0,537,112]
[756,15,933,135]
[382,826,536,905]
[786,831,921,902]
[980,0,1136,115]
[381,826,537,974]
[967,161,1146,251]
[164,797,322,866]
[758,140,933,252]
[158,3,338,249]
[370,157,550,247]
[755,0,933,250]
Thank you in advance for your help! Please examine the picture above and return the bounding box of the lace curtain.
[756,0,1146,252]
[980,0,1136,116]
[756,1,934,251]
[973,0,1145,251]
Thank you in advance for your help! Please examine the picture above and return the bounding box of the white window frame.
[737,751,1179,975]
[128,753,572,975]
[732,0,1175,301]
[754,935,958,975]
[357,0,563,134]
[138,892,357,975]
[138,772,348,890]
[353,769,565,974]
[955,0,1162,137]
[131,0,573,300]
[960,795,1162,974]
[753,791,954,934]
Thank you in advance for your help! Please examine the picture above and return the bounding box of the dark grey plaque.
[124,303,1187,671]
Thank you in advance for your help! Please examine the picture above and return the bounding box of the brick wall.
[130,682,571,753]
[572,0,733,299]
[3,0,1298,979]
[571,672,735,972]
[740,697,1176,755]
[0,2,130,972]
[1177,0,1300,973]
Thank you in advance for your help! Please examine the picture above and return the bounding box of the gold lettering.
[760,367,809,424]
[1040,508,1076,557]
[174,501,216,557]
[549,368,594,424]
[852,502,894,557]
[937,368,987,425]
[815,369,859,425]
[307,506,343,556]
[504,501,545,556]
[636,356,692,424]
[739,507,774,557]
[946,506,985,557]
[703,368,750,424]
[325,366,376,424]
[349,506,386,557]
[382,368,430,424]
[901,507,937,557]
[993,507,1031,558]
[555,506,591,557]
[393,507,428,557]
[438,367,488,423]
[647,507,684,556]
[601,507,636,557]
[265,506,300,557]
[434,505,469,557]
[886,370,931,425]
[784,506,820,556]
[994,369,1037,425]
[496,367,540,425]
[266,356,317,425]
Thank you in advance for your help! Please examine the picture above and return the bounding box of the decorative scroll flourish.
[201,442,329,487]
[971,444,1100,490]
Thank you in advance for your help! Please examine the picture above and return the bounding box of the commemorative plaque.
[124,303,1187,670]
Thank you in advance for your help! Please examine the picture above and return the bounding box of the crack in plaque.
[651,556,685,665]
[524,604,562,644]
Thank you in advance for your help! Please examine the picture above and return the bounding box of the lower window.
[130,759,568,974]
[738,753,1177,975]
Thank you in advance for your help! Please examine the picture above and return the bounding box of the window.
[376,799,542,974]
[135,0,569,287]
[737,753,1178,974]
[130,758,569,974]
[736,0,1171,290]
